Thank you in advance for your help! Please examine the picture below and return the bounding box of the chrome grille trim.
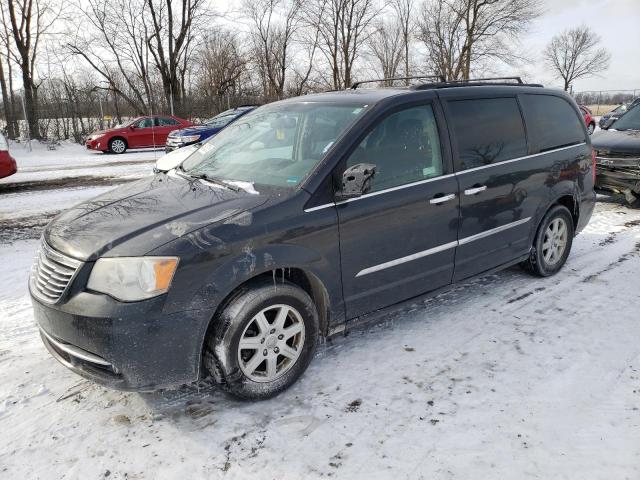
[31,242,82,304]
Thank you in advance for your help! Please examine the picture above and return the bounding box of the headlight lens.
[87,257,179,301]
[177,134,200,143]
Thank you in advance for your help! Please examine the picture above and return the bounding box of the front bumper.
[85,138,104,151]
[31,290,213,391]
[165,139,196,152]
[596,164,640,195]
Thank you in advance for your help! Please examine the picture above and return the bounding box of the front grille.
[31,242,82,303]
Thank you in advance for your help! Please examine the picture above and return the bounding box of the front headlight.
[87,257,179,301]
[177,134,201,143]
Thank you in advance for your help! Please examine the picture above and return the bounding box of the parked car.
[579,105,596,135]
[599,98,640,130]
[592,103,640,206]
[165,106,258,152]
[0,132,17,179]
[31,78,595,400]
[85,115,193,154]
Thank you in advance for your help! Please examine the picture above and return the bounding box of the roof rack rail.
[351,75,447,90]
[447,76,524,84]
[412,76,543,90]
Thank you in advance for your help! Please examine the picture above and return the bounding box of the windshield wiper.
[178,169,241,192]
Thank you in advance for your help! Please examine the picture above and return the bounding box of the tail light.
[591,148,596,184]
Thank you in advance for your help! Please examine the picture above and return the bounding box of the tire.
[203,279,319,400]
[587,123,595,135]
[108,137,127,154]
[522,205,574,277]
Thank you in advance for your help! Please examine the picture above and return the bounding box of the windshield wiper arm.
[185,171,241,192]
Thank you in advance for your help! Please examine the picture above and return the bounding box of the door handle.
[464,185,487,196]
[429,193,456,204]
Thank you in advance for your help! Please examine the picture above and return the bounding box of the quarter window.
[345,105,443,192]
[520,94,585,152]
[448,98,527,171]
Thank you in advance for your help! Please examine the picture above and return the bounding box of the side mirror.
[336,163,377,200]
[129,124,136,130]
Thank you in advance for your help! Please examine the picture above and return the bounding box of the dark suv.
[592,103,640,206]
[30,78,595,399]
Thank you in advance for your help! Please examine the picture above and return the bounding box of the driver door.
[336,103,460,319]
[128,118,155,148]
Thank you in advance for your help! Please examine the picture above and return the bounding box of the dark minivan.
[30,78,596,399]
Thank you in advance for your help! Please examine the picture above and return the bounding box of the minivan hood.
[592,130,640,154]
[45,173,268,261]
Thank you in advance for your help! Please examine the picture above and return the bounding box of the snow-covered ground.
[1,140,160,185]
[1,179,640,478]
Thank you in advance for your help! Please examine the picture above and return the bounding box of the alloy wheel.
[237,304,305,383]
[111,139,126,153]
[542,217,568,265]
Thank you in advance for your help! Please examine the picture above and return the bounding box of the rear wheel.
[587,122,595,135]
[203,280,319,400]
[522,205,574,277]
[108,137,127,154]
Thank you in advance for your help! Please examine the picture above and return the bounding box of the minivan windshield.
[611,105,640,131]
[181,102,368,188]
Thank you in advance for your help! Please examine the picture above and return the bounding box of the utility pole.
[20,92,31,151]
[98,93,104,130]
[169,82,174,116]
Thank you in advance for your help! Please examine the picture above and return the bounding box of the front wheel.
[522,205,574,277]
[587,123,595,135]
[203,280,319,400]
[108,137,127,154]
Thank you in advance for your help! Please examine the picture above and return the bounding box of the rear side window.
[448,98,527,171]
[157,117,180,126]
[520,94,585,152]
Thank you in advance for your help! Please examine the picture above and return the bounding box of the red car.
[86,115,194,154]
[0,132,17,179]
[579,105,596,135]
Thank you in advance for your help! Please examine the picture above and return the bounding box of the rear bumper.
[31,291,212,391]
[0,155,17,179]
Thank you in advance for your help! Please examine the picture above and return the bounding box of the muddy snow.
[1,143,639,479]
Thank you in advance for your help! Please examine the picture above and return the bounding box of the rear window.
[448,97,527,171]
[520,94,585,152]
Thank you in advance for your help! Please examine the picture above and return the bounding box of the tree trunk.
[0,58,18,139]
[21,63,40,139]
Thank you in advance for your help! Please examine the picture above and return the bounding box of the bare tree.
[244,0,304,99]
[307,0,379,89]
[67,0,150,114]
[0,13,19,138]
[145,0,210,115]
[392,0,414,84]
[544,25,611,91]
[367,19,404,85]
[3,0,62,139]
[198,30,247,105]
[418,0,541,81]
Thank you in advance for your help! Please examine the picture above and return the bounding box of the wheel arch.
[197,265,334,380]
[533,192,579,241]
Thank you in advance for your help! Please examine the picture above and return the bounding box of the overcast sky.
[521,0,640,92]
